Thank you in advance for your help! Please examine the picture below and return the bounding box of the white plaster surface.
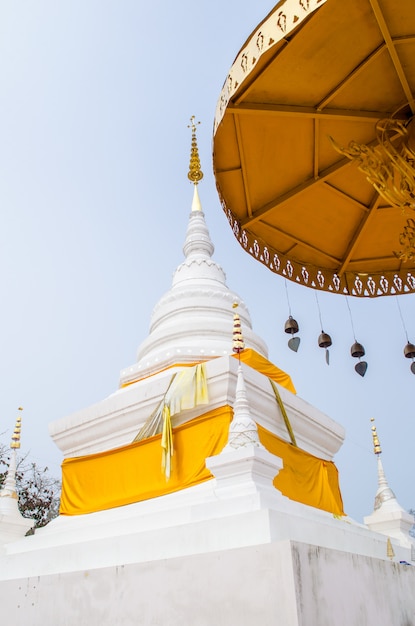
[1,540,414,626]
[0,505,32,549]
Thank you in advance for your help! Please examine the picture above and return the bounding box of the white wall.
[1,540,414,626]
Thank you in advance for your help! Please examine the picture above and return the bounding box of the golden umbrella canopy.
[213,0,415,297]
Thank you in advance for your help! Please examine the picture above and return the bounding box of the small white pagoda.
[0,409,32,545]
[0,123,414,626]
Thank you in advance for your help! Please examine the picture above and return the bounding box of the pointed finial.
[223,362,263,451]
[187,116,203,185]
[0,408,23,500]
[10,407,23,450]
[370,417,397,510]
[370,417,382,456]
[232,303,245,354]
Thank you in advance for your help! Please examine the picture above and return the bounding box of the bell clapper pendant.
[325,347,330,365]
[318,331,332,366]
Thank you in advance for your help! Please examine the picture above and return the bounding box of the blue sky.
[0,1,413,522]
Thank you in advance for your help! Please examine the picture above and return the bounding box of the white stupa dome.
[133,183,268,379]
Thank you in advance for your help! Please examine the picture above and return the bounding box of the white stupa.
[0,122,414,625]
[0,409,32,545]
[364,418,414,550]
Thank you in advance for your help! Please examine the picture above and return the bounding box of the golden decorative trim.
[387,537,395,560]
[214,0,328,133]
[395,218,415,263]
[0,490,18,499]
[217,196,415,297]
[331,113,415,211]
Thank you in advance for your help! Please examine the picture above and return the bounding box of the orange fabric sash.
[121,349,296,394]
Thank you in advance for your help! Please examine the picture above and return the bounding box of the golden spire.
[370,417,382,455]
[232,303,245,354]
[10,407,23,450]
[187,116,203,185]
[0,407,23,501]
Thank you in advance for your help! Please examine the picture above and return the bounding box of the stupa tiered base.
[1,452,414,625]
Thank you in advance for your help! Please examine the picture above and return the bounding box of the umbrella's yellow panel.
[213,0,415,297]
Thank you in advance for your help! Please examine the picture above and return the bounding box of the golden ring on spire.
[187,116,204,185]
[10,407,23,449]
[370,417,382,456]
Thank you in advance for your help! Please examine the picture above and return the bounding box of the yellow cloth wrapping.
[60,406,344,517]
[134,363,209,478]
[231,349,296,394]
[258,425,344,515]
[161,405,173,479]
[60,407,231,515]
[168,363,208,414]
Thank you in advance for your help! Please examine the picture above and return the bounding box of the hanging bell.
[403,342,415,359]
[284,316,299,335]
[350,341,365,358]
[318,331,332,349]
[284,316,300,352]
[404,342,415,375]
[318,331,332,365]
